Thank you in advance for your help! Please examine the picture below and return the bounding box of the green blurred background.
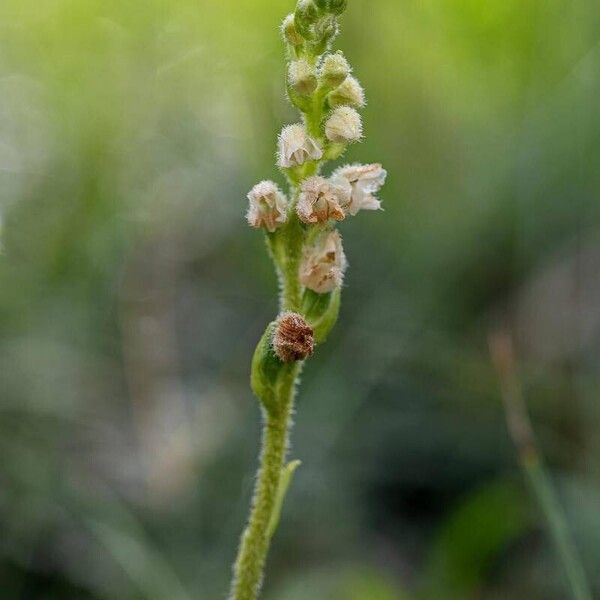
[1,0,599,598]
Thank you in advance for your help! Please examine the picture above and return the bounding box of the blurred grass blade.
[489,332,593,600]
[524,461,593,600]
[89,519,193,600]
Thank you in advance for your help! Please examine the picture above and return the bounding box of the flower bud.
[314,0,346,14]
[281,14,304,47]
[296,175,349,224]
[319,51,350,88]
[277,124,323,168]
[327,0,347,15]
[300,230,347,294]
[288,59,318,96]
[324,106,362,143]
[246,181,288,232]
[330,163,387,215]
[273,312,314,362]
[295,0,319,38]
[313,13,338,48]
[328,76,366,108]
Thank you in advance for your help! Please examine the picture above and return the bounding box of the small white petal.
[246,180,288,232]
[277,124,323,168]
[299,230,347,293]
[331,163,387,216]
[296,176,349,224]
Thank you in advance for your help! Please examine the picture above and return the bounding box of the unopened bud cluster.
[245,0,387,351]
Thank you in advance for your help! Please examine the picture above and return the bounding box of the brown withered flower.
[273,312,314,362]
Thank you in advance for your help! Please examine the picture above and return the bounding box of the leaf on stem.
[266,460,302,541]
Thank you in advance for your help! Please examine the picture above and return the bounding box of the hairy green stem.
[305,95,324,140]
[280,217,304,312]
[230,213,304,599]
[266,220,304,313]
[229,367,299,600]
